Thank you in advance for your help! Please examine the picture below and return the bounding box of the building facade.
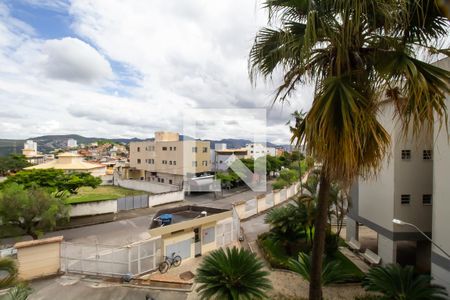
[128,132,211,186]
[346,57,450,294]
[431,57,450,291]
[245,143,276,159]
[22,140,45,165]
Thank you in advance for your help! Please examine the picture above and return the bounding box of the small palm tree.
[289,252,347,286]
[195,247,272,300]
[0,258,18,289]
[362,264,448,300]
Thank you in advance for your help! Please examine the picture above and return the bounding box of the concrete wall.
[162,231,195,260]
[70,200,117,217]
[14,236,63,280]
[148,190,184,207]
[114,177,179,193]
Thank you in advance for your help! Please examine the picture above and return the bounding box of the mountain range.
[0,134,291,156]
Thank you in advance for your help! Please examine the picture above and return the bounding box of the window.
[202,160,208,166]
[174,146,177,151]
[202,147,208,153]
[192,161,197,167]
[401,150,411,160]
[169,179,173,184]
[137,147,140,152]
[423,194,432,205]
[169,147,173,151]
[423,150,432,160]
[401,194,411,204]
[157,178,161,182]
[162,147,167,151]
[192,147,198,153]
[173,161,176,165]
[137,159,141,164]
[161,178,164,183]
[169,161,172,165]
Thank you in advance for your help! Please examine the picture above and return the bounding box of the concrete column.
[431,262,450,296]
[416,241,431,273]
[345,217,359,242]
[378,234,397,265]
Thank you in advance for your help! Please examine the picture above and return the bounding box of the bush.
[279,169,298,184]
[272,179,288,190]
[325,232,339,257]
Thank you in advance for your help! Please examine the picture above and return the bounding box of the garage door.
[165,239,192,260]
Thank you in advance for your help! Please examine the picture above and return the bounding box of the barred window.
[401,150,411,160]
[422,194,432,205]
[423,150,432,160]
[401,194,410,204]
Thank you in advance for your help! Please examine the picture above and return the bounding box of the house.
[212,145,248,171]
[149,205,238,260]
[25,152,106,177]
[127,132,211,186]
[346,57,450,293]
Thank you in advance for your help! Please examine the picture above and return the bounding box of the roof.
[25,152,106,171]
[57,152,82,157]
[15,236,63,249]
[215,148,247,154]
[150,205,229,229]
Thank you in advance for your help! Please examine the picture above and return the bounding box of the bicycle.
[158,252,182,273]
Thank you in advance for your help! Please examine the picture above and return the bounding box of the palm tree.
[362,264,448,299]
[249,1,449,298]
[195,247,272,300]
[0,258,18,289]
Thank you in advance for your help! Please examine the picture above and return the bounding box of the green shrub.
[272,179,288,190]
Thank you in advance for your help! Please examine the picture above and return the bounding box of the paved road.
[29,275,188,300]
[2,215,154,246]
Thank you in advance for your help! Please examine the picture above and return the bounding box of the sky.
[0,0,314,144]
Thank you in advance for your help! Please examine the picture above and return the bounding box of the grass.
[66,186,148,204]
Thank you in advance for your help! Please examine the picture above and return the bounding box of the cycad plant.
[195,247,272,300]
[249,1,449,298]
[0,258,18,289]
[362,264,448,300]
[288,252,349,286]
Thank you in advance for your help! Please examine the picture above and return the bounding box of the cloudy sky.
[0,0,313,144]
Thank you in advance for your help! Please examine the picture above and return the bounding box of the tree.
[250,1,449,298]
[0,183,69,239]
[195,247,272,300]
[2,169,101,194]
[362,264,448,300]
[0,155,31,176]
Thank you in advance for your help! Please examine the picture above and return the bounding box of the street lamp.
[392,218,450,258]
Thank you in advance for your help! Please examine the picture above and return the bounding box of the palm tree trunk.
[308,172,331,300]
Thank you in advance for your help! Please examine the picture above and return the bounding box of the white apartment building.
[67,138,78,148]
[245,143,276,159]
[431,57,450,291]
[346,57,450,294]
[22,140,44,165]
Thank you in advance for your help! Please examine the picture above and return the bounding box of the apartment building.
[245,143,276,159]
[128,132,211,186]
[346,57,450,293]
[431,57,450,291]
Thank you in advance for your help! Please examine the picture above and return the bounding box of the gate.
[61,237,161,277]
[117,194,148,211]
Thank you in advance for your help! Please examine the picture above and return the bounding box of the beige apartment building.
[346,57,450,294]
[128,132,211,186]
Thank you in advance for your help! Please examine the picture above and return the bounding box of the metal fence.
[117,194,148,211]
[61,237,161,277]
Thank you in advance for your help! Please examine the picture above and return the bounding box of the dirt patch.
[179,271,194,281]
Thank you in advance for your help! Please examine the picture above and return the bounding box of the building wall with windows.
[128,132,211,185]
[431,57,450,292]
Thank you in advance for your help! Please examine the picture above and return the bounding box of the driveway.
[29,275,188,300]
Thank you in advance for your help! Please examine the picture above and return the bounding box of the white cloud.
[0,1,314,143]
[42,37,113,83]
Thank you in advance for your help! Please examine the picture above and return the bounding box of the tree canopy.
[0,183,69,239]
[0,154,31,176]
[1,169,101,194]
